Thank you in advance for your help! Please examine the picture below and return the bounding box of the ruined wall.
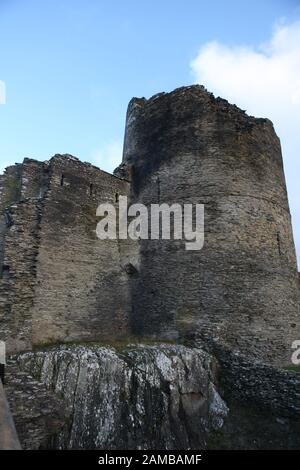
[120,85,299,366]
[1,86,299,451]
[0,161,42,353]
[0,86,299,363]
[0,164,22,211]
[30,155,132,347]
[20,158,50,199]
[0,200,41,353]
[208,342,300,449]
[0,155,132,353]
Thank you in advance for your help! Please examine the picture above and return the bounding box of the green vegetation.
[4,174,21,205]
[32,336,177,353]
[284,364,300,373]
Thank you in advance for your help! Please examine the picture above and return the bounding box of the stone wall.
[20,158,50,199]
[0,164,22,210]
[206,342,300,449]
[119,85,299,366]
[0,160,50,353]
[0,199,41,353]
[0,155,132,353]
[31,155,132,347]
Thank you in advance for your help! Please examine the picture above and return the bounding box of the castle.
[0,85,299,366]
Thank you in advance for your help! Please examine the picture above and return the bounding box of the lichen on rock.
[10,343,228,450]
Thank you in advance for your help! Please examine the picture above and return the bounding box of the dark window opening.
[277,232,282,255]
[89,183,93,196]
[115,192,119,203]
[2,265,10,279]
[4,210,13,228]
[124,263,138,277]
[60,174,65,186]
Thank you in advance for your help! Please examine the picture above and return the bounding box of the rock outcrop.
[9,344,228,450]
[6,341,300,450]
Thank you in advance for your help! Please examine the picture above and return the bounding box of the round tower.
[121,85,299,366]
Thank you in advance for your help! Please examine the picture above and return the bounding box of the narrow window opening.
[115,192,119,203]
[2,265,10,279]
[89,183,93,196]
[4,210,13,228]
[60,174,65,186]
[0,339,5,383]
[277,232,282,255]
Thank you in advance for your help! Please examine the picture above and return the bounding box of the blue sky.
[0,0,299,261]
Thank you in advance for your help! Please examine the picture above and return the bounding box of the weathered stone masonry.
[117,85,299,366]
[0,155,131,353]
[0,85,299,366]
[0,85,299,450]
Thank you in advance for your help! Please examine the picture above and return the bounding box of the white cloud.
[191,21,300,265]
[91,141,123,173]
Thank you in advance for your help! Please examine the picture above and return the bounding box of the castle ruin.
[0,85,299,367]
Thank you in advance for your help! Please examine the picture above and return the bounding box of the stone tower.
[119,85,299,366]
[0,85,298,366]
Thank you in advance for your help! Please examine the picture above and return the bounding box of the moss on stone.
[32,336,177,353]
[4,175,21,205]
[284,364,300,373]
